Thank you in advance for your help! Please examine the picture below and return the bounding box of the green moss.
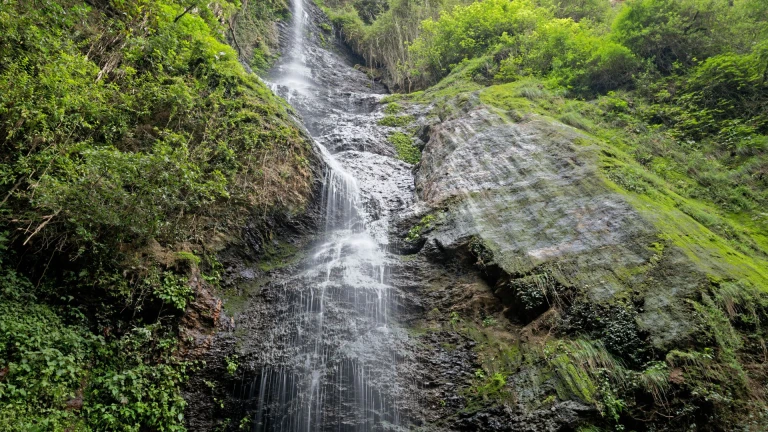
[175,251,201,266]
[465,372,508,402]
[388,132,421,164]
[378,114,414,127]
[600,164,768,289]
[454,317,627,419]
[383,102,402,114]
[221,277,268,316]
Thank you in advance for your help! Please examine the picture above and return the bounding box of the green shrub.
[406,214,436,241]
[407,0,638,94]
[540,0,612,22]
[410,0,546,83]
[675,47,768,139]
[325,0,446,90]
[152,272,194,311]
[0,1,312,429]
[496,17,639,95]
[85,326,189,432]
[0,0,312,267]
[612,0,725,73]
[0,288,91,431]
[0,271,189,432]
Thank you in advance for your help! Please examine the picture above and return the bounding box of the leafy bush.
[325,0,447,90]
[410,0,546,84]
[86,326,189,432]
[539,0,612,22]
[0,271,189,431]
[152,272,194,311]
[405,0,638,94]
[406,214,436,241]
[0,0,312,278]
[494,16,640,95]
[229,0,290,70]
[676,47,768,139]
[0,286,91,431]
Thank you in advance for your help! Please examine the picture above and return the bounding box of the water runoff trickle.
[248,0,407,430]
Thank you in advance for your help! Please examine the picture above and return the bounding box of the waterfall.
[279,0,312,95]
[249,0,407,430]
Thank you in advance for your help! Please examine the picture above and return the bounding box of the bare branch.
[23,210,60,246]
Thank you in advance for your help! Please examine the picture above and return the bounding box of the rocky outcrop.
[385,84,768,429]
[408,101,702,351]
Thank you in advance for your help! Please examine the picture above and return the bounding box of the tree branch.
[23,210,60,246]
[174,2,197,23]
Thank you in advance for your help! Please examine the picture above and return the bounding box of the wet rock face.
[268,0,394,159]
[415,106,647,273]
[410,104,700,351]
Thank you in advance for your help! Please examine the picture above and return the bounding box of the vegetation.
[318,0,455,90]
[229,0,291,70]
[406,214,437,241]
[3,0,768,428]
[0,0,312,429]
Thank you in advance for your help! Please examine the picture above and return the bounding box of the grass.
[543,339,625,403]
[558,110,594,132]
[452,316,630,415]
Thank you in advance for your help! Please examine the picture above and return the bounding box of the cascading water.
[247,0,414,430]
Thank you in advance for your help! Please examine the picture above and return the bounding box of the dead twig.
[23,210,60,246]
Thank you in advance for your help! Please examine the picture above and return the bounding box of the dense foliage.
[0,0,311,429]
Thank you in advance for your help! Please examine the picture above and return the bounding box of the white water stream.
[250,0,410,430]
